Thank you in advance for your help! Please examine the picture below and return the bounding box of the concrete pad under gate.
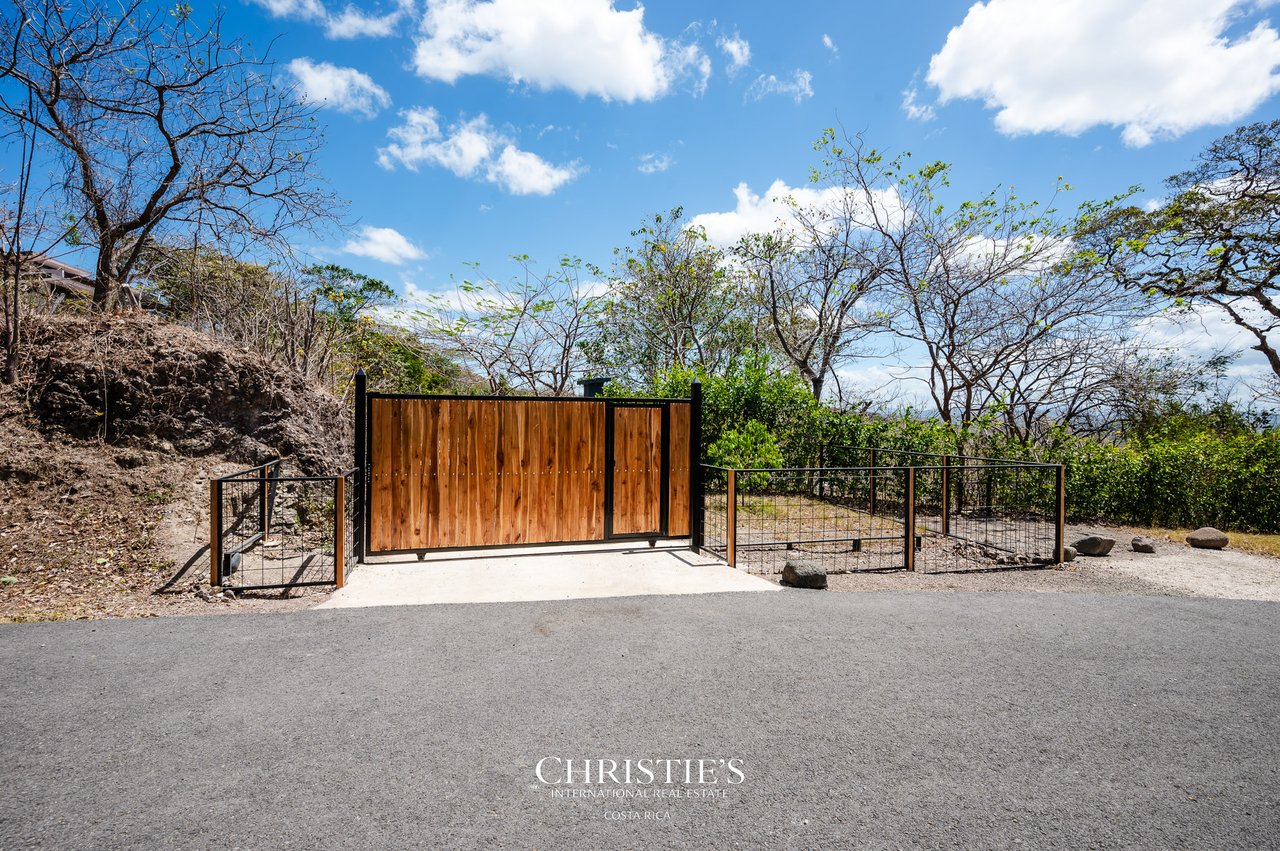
[316,541,779,609]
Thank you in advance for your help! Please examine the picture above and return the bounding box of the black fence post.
[904,467,916,572]
[689,380,703,552]
[353,368,367,564]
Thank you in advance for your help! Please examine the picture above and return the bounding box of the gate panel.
[368,398,607,552]
[611,405,664,536]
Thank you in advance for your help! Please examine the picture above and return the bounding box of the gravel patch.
[787,523,1280,601]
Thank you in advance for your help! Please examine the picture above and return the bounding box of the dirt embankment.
[0,316,351,621]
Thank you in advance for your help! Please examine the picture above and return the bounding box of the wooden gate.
[356,390,697,556]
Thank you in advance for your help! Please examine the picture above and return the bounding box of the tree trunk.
[93,247,122,312]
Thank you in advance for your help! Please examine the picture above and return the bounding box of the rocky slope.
[0,316,352,621]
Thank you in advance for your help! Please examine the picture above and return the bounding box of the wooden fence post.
[726,468,736,568]
[335,475,346,588]
[259,465,270,543]
[941,455,950,537]
[904,467,916,572]
[1055,464,1066,564]
[209,478,221,587]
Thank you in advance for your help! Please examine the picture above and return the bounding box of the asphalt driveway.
[2,591,1278,849]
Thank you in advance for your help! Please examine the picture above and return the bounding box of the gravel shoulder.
[802,524,1280,601]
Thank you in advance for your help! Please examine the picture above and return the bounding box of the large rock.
[1061,545,1077,563]
[1072,535,1116,557]
[1131,536,1157,554]
[1187,527,1229,549]
[781,560,828,589]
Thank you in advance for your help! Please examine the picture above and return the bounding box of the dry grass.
[1125,526,1280,559]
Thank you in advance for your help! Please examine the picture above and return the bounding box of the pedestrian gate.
[354,383,701,557]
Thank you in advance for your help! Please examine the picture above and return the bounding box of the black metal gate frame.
[352,372,705,561]
[209,462,356,590]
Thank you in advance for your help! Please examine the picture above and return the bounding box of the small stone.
[1062,546,1077,562]
[223,588,237,601]
[1131,536,1157,554]
[1072,535,1116,557]
[781,560,827,589]
[1187,527,1229,549]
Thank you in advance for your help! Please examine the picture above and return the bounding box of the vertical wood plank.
[209,479,221,587]
[667,402,691,537]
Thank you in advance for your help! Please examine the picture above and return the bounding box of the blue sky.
[15,0,1280,394]
[216,0,1280,296]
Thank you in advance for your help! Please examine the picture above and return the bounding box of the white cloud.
[250,0,326,20]
[342,225,427,264]
[486,145,580,195]
[377,107,580,195]
[746,69,813,103]
[637,152,673,174]
[718,33,751,75]
[288,58,391,118]
[901,81,936,122]
[411,0,709,102]
[926,0,1280,146]
[821,33,838,55]
[324,3,405,38]
[250,0,410,37]
[688,179,904,246]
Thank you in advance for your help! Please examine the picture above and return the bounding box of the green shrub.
[706,420,784,490]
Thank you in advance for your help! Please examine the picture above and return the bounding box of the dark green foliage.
[707,420,784,490]
[612,360,1280,532]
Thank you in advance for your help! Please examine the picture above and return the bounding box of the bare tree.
[411,257,604,396]
[811,131,1143,437]
[0,0,339,310]
[734,173,893,399]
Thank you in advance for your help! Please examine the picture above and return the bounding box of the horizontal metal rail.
[826,445,1054,468]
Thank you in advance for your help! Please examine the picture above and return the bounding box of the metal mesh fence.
[712,467,910,576]
[700,452,1062,576]
[213,464,356,591]
[910,464,1059,573]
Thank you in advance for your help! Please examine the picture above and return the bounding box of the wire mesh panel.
[215,463,276,564]
[214,464,356,591]
[912,464,1059,573]
[700,465,730,560]
[729,468,908,576]
[702,450,1063,576]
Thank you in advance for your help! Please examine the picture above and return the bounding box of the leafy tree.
[1086,120,1280,387]
[0,0,339,310]
[595,208,754,384]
